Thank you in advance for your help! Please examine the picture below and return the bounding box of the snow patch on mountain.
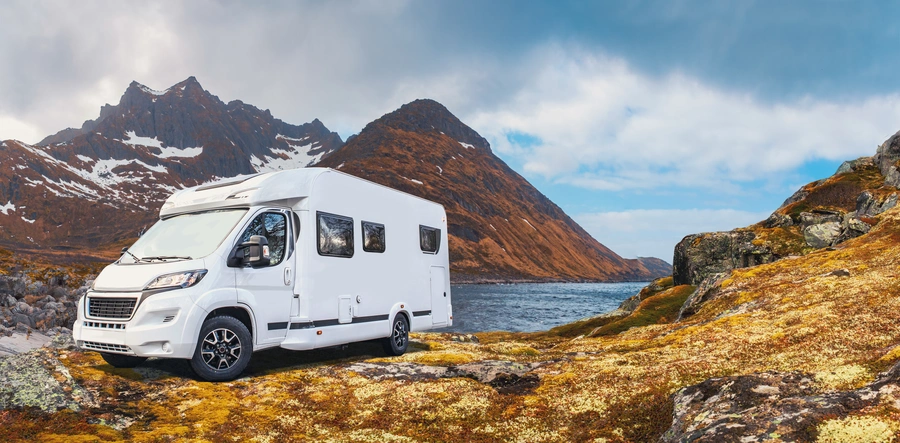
[249,140,328,173]
[137,84,169,96]
[0,201,14,215]
[157,146,203,159]
[459,141,475,149]
[70,158,167,187]
[123,131,163,149]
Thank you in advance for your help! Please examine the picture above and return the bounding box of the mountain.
[0,81,668,281]
[0,77,342,254]
[315,99,669,282]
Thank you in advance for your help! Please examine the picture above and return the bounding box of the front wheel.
[382,314,409,356]
[100,352,147,368]
[190,315,252,382]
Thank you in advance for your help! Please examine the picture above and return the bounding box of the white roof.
[159,168,329,218]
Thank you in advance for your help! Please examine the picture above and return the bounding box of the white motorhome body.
[73,168,452,380]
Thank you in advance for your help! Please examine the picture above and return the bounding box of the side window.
[362,221,385,253]
[419,225,440,253]
[240,212,287,266]
[317,212,354,257]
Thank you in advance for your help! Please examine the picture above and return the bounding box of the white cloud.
[468,44,900,191]
[575,208,772,261]
[0,116,43,144]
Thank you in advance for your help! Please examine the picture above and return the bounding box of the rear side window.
[317,212,354,257]
[419,225,440,253]
[362,221,386,253]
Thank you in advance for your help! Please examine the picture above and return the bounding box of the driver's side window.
[240,212,287,266]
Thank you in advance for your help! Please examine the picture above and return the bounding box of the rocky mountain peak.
[366,98,490,151]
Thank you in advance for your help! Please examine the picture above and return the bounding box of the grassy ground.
[5,207,900,441]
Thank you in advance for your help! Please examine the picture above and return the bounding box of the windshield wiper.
[141,256,193,262]
[121,248,144,263]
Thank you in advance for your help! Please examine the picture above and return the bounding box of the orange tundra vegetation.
[4,204,900,441]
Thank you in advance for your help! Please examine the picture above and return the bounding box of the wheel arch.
[204,305,255,340]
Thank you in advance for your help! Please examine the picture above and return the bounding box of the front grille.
[83,321,126,330]
[88,297,137,319]
[81,341,132,354]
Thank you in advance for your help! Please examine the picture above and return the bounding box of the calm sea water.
[444,282,649,333]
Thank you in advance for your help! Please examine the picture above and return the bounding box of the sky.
[2,0,900,262]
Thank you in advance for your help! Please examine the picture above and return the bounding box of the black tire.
[100,352,147,368]
[382,314,409,356]
[190,315,252,382]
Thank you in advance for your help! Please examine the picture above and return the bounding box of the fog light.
[162,342,171,352]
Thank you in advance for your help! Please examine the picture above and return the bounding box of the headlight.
[145,270,208,290]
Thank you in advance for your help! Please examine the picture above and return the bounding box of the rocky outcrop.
[0,332,92,412]
[342,360,543,394]
[673,231,778,286]
[661,361,900,442]
[0,273,88,336]
[676,273,725,320]
[874,130,900,187]
[674,143,898,288]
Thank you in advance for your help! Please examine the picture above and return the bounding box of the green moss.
[546,276,676,338]
[590,285,696,337]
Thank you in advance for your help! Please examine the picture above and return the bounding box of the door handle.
[443,292,447,297]
[284,267,292,285]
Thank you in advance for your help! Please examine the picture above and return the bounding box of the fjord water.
[445,282,649,333]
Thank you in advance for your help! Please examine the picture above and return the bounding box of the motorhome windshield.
[121,209,248,264]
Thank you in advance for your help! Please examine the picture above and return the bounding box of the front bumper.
[73,289,201,359]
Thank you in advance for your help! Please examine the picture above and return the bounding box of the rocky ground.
[5,172,900,440]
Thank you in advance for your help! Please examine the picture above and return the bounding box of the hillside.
[4,201,900,441]
[673,131,900,288]
[316,99,668,282]
[0,77,342,254]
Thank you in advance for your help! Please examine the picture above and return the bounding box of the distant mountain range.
[0,77,671,281]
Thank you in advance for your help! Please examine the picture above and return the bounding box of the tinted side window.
[362,221,385,253]
[318,212,354,257]
[419,225,440,253]
[240,212,287,266]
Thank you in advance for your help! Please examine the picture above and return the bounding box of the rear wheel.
[100,352,147,368]
[190,315,252,382]
[382,314,409,356]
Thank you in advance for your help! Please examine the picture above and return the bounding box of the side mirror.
[228,235,270,268]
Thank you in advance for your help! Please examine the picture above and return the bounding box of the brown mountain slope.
[316,99,669,282]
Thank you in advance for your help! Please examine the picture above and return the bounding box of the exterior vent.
[83,321,126,330]
[88,297,137,319]
[82,341,132,354]
[163,315,176,323]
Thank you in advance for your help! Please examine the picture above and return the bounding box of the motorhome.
[73,168,452,381]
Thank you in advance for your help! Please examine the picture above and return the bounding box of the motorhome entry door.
[430,266,447,326]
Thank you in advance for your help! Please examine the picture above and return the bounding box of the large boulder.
[673,231,777,286]
[803,222,842,248]
[874,129,900,187]
[856,190,898,217]
[677,273,725,320]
